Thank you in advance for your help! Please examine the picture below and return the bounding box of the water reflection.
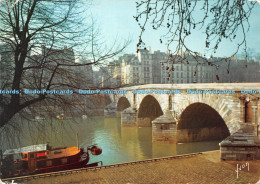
[1,117,220,165]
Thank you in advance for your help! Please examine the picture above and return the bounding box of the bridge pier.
[137,117,152,127]
[116,111,121,118]
[152,111,177,143]
[220,124,260,161]
[104,102,117,117]
[121,107,138,127]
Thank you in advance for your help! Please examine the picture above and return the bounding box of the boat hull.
[33,153,90,174]
[2,151,90,178]
[1,145,102,178]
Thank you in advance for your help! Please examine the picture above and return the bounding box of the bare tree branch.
[0,0,128,136]
[135,0,256,66]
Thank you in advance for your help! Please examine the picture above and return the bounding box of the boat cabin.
[2,144,87,177]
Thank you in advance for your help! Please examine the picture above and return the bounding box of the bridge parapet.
[104,83,260,143]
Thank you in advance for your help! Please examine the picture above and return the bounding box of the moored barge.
[0,143,102,178]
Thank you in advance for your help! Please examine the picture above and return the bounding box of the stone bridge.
[104,83,260,143]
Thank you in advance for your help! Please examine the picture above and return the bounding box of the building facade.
[84,48,260,87]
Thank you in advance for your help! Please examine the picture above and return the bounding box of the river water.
[1,117,220,165]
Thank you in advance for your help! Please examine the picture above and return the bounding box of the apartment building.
[90,49,260,87]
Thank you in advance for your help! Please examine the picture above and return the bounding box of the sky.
[89,0,260,58]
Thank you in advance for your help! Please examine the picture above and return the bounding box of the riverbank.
[24,150,260,184]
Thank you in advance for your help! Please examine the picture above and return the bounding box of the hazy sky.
[90,0,260,57]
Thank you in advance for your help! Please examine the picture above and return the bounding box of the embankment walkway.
[4,151,260,184]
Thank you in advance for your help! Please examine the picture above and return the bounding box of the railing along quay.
[2,152,202,183]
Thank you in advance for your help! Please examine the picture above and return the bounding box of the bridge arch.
[116,96,131,117]
[117,96,131,112]
[137,95,163,127]
[177,102,230,142]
